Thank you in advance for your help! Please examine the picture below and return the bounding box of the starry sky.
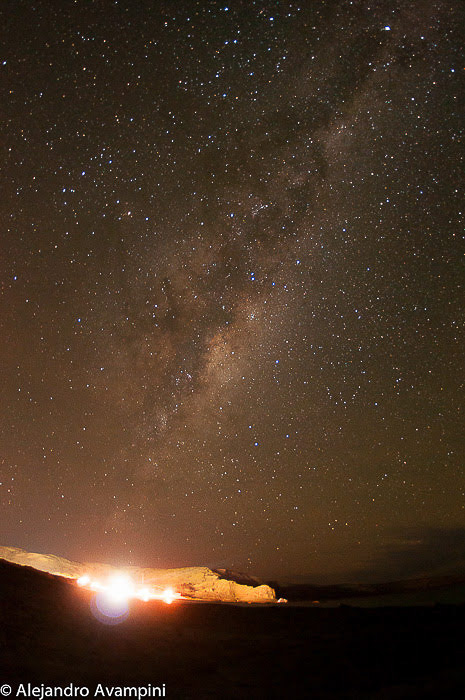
[1,0,464,583]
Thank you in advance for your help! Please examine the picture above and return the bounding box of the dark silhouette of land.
[1,559,465,698]
[271,574,465,603]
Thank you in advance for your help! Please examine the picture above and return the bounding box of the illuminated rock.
[0,546,276,603]
[0,545,82,578]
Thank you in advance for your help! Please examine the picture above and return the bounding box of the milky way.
[1,0,463,582]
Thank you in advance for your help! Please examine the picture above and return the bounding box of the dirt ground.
[1,559,464,699]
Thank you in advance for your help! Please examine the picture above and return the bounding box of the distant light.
[105,573,135,604]
[161,587,175,605]
[77,575,90,587]
[137,587,151,602]
[384,25,391,31]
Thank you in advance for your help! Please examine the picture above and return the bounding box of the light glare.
[105,573,135,603]
[76,572,181,608]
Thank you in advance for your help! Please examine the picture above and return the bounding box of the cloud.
[357,527,465,582]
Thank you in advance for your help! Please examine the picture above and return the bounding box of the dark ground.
[1,560,464,699]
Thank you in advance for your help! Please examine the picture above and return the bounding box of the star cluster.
[1,0,463,582]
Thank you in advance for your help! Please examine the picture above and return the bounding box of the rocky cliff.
[0,545,276,603]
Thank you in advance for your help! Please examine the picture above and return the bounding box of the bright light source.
[77,575,90,587]
[137,587,151,602]
[104,573,135,604]
[161,587,175,605]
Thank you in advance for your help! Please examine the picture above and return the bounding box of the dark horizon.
[3,523,465,586]
[1,0,463,583]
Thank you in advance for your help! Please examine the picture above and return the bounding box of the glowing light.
[75,572,181,610]
[104,573,135,604]
[137,587,151,602]
[161,587,175,605]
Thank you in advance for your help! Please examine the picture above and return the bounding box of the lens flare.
[91,590,130,625]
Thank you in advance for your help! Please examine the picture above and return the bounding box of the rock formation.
[0,545,276,603]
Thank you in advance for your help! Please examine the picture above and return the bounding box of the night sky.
[1,0,463,583]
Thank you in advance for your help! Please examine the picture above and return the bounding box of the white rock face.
[0,545,276,603]
[0,545,82,578]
